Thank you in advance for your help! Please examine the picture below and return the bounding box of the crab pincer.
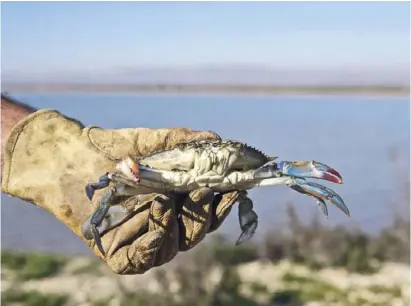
[115,156,141,183]
[278,160,343,184]
[276,161,348,217]
[253,159,347,217]
[289,179,350,217]
[254,160,343,184]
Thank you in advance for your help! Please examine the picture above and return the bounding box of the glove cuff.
[4,110,58,193]
[2,109,86,202]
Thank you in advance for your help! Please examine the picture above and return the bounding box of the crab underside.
[81,140,350,257]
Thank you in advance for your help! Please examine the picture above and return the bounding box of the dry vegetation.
[2,201,409,306]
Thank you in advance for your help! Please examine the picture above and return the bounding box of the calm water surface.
[2,93,409,254]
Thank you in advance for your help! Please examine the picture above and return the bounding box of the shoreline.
[2,83,410,97]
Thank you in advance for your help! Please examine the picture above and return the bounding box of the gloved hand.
[2,109,240,275]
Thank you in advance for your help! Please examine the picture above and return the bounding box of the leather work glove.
[2,109,240,275]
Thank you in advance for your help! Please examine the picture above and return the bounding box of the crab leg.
[82,205,131,240]
[87,186,117,256]
[236,191,258,245]
[85,173,111,201]
[82,189,157,257]
[86,171,165,201]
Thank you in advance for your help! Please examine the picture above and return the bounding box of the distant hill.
[2,64,409,86]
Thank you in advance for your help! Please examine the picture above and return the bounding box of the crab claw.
[116,157,141,183]
[289,179,350,217]
[278,160,343,184]
[81,205,134,241]
[83,186,119,257]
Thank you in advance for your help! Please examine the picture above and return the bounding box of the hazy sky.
[1,2,409,79]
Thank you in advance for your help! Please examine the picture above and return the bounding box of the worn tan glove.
[2,109,240,275]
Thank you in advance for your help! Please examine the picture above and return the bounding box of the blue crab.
[82,140,349,256]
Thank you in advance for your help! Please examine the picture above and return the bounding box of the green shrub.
[2,249,67,280]
[2,289,68,306]
[209,243,259,266]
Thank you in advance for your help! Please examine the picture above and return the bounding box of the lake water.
[1,92,410,255]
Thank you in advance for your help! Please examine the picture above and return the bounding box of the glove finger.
[162,128,221,149]
[208,191,240,233]
[178,187,214,251]
[97,194,157,258]
[138,128,221,157]
[88,127,221,160]
[109,230,165,275]
[149,194,180,267]
[107,194,180,274]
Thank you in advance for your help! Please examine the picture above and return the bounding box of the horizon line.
[2,83,409,97]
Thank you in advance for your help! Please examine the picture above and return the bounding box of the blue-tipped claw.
[290,179,349,217]
[316,198,329,218]
[278,160,343,184]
